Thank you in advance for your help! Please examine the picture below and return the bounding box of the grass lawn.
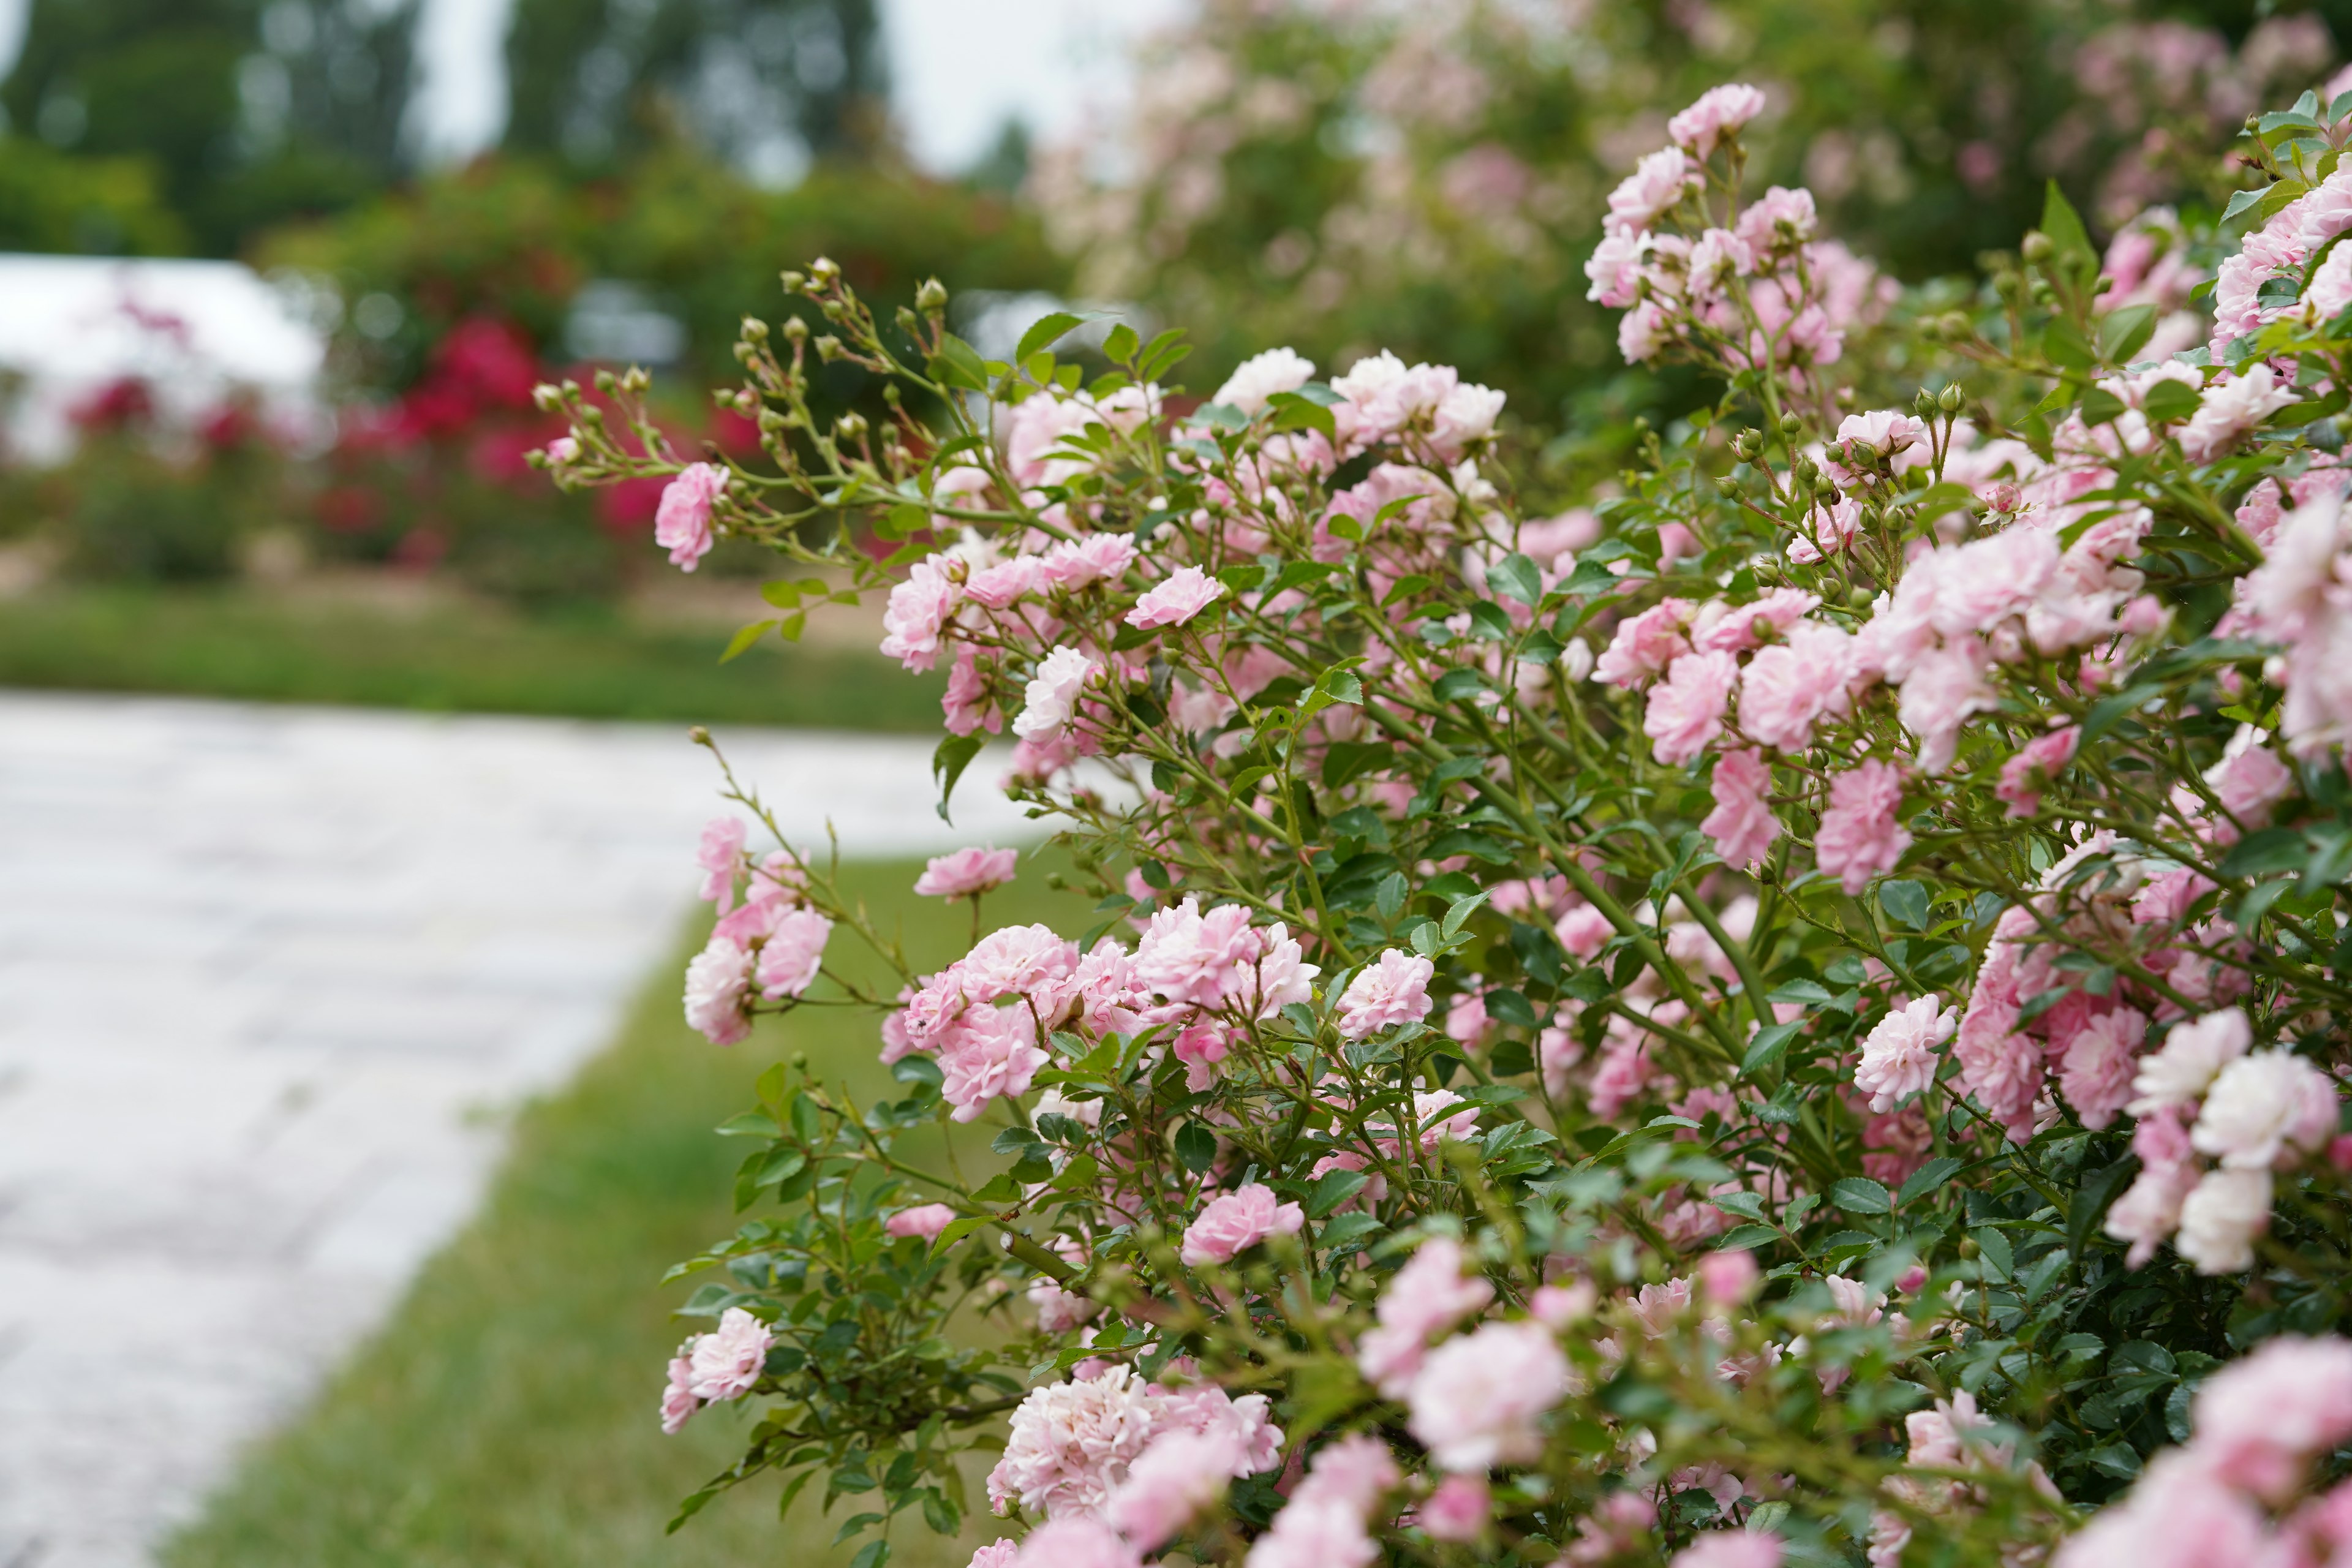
[0,584,942,730]
[166,856,1087,1568]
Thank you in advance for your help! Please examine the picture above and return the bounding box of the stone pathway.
[0,692,1036,1568]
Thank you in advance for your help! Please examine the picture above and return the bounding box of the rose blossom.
[1853,993,1957,1113]
[1356,1237,1495,1395]
[885,1202,958,1242]
[1555,903,1613,960]
[696,815,745,910]
[1014,646,1098,741]
[2179,364,2298,462]
[1043,532,1139,589]
[1996,725,2080,817]
[1702,747,1780,867]
[753,907,831,998]
[1815,759,1912,894]
[2127,1008,2252,1114]
[1012,1518,1141,1568]
[685,1306,772,1403]
[1668,83,1768,157]
[1180,1182,1306,1266]
[1337,949,1435,1039]
[1604,146,1700,236]
[1420,1474,1490,1542]
[1107,1428,1252,1551]
[682,935,753,1046]
[654,461,726,570]
[2176,1166,2273,1274]
[967,1544,1017,1568]
[1213,347,1317,412]
[1736,620,1856,750]
[1700,1249,1761,1306]
[1596,598,1695,687]
[916,846,1019,898]
[1405,1319,1571,1471]
[989,1363,1161,1520]
[1644,649,1740,766]
[1127,565,1228,630]
[880,556,963,671]
[2051,1450,2269,1568]
[2057,1006,2146,1131]
[1673,1533,1784,1568]
[2191,1050,2337,1170]
[2188,1335,2352,1500]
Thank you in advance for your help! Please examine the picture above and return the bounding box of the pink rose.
[1405,1320,1570,1471]
[696,815,746,911]
[1668,83,1768,158]
[1702,747,1779,868]
[1336,949,1435,1039]
[1815,759,1911,895]
[1996,725,2079,818]
[654,461,727,571]
[1180,1182,1306,1266]
[1853,994,1957,1114]
[885,1202,959,1243]
[1643,649,1739,766]
[1015,646,1098,741]
[915,846,1019,899]
[684,1306,772,1403]
[1419,1474,1490,1542]
[1698,1249,1761,1306]
[1554,903,1613,960]
[1126,565,1227,629]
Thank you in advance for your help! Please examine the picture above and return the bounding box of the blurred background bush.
[0,0,2346,687]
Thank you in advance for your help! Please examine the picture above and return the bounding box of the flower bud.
[779,270,806,293]
[895,305,921,336]
[1779,412,1801,437]
[916,277,949,313]
[816,335,843,361]
[837,412,869,442]
[532,382,562,412]
[1937,311,1973,340]
[1938,382,1963,413]
[782,316,809,343]
[741,316,769,342]
[2020,230,2056,265]
[1912,388,1936,417]
[688,725,712,745]
[809,256,841,285]
[1730,429,1762,461]
[1714,475,1740,497]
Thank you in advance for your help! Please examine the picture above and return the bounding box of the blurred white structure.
[0,254,328,464]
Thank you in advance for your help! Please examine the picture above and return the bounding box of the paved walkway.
[0,692,1036,1568]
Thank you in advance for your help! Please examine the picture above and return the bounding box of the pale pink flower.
[916,846,1019,899]
[2198,725,2295,842]
[1444,990,1491,1050]
[685,1306,771,1402]
[1127,565,1227,630]
[1703,747,1780,867]
[1213,347,1316,413]
[967,1544,1017,1568]
[943,646,998,737]
[1014,646,1098,741]
[1042,532,1139,590]
[939,1006,1049,1123]
[988,1363,1161,1520]
[2051,1450,2269,1568]
[1897,638,1997,775]
[1672,1532,1784,1568]
[1699,1249,1761,1306]
[2128,1008,2251,1115]
[544,435,579,466]
[1180,1183,1306,1266]
[1108,1428,1250,1551]
[1996,726,2080,817]
[1356,1237,1494,1396]
[1831,410,1926,478]
[1736,620,1857,750]
[965,554,1046,610]
[1668,83,1768,158]
[881,555,963,672]
[682,935,753,1046]
[2179,364,2297,462]
[2057,1006,2146,1130]
[1337,949,1435,1039]
[1596,598,1695,687]
[1012,1518,1140,1568]
[655,462,726,570]
[1694,588,1820,654]
[1644,649,1740,766]
[1584,229,1650,308]
[1554,903,1613,960]
[658,1352,698,1433]
[1735,185,1817,253]
[1405,1319,1570,1471]
[1605,147,1701,236]
[1420,1474,1490,1542]
[885,1202,958,1242]
[2190,1335,2352,1501]
[1815,760,1912,894]
[754,907,831,999]
[696,816,746,911]
[2192,1050,2337,1170]
[2106,1112,2201,1267]
[1854,993,1957,1113]
[2176,1167,2272,1274]
[1156,1383,1283,1475]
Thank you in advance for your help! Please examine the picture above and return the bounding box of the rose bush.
[538,80,2352,1568]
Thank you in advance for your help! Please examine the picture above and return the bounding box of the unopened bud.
[532,382,562,412]
[1913,388,1936,417]
[741,316,769,342]
[1714,475,1740,497]
[782,316,809,344]
[1779,412,1801,437]
[1731,429,1762,461]
[916,277,949,313]
[733,342,756,365]
[1938,311,1973,340]
[1847,584,1875,608]
[896,305,921,336]
[809,256,841,285]
[836,412,869,442]
[1938,382,1963,414]
[816,335,843,361]
[779,270,806,293]
[688,725,712,745]
[2020,231,2056,265]
[1794,455,1818,486]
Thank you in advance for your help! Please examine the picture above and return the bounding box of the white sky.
[0,0,1182,175]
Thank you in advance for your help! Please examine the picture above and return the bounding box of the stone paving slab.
[0,691,1037,1568]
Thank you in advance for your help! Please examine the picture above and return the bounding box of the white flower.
[2128,1007,2251,1115]
[2175,1167,2273,1275]
[1014,646,1099,741]
[1212,347,1316,413]
[1853,993,1957,1113]
[2191,1050,2337,1170]
[2179,364,2297,463]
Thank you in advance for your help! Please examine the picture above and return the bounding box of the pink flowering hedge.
[537,83,2352,1568]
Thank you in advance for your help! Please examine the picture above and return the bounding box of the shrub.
[543,79,2352,1568]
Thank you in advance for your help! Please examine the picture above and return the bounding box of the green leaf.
[2040,178,2095,269]
[1174,1121,1217,1175]
[2044,317,2096,371]
[1485,551,1543,605]
[1740,1020,1804,1078]
[2143,377,2204,423]
[1016,312,1085,364]
[1441,889,1491,940]
[1102,323,1140,364]
[1897,1155,1965,1208]
[2069,1157,2138,1257]
[1711,1190,1769,1223]
[1559,558,1620,597]
[927,334,989,392]
[1305,1166,1370,1218]
[2079,385,2127,428]
[1878,879,1930,930]
[1829,1177,1893,1215]
[720,620,775,663]
[2219,826,2307,880]
[850,1540,892,1568]
[2100,303,2158,364]
[931,734,984,823]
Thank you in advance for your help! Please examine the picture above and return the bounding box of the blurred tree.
[503,0,889,177]
[0,139,189,255]
[247,0,423,181]
[0,0,257,251]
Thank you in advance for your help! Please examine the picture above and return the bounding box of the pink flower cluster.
[1586,85,1892,379]
[654,462,727,571]
[658,1306,772,1433]
[1180,1182,1305,1265]
[1355,1237,1496,1395]
[986,1362,1281,1531]
[682,817,832,1046]
[915,845,1019,899]
[1244,1433,1399,1568]
[2056,1336,2352,1567]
